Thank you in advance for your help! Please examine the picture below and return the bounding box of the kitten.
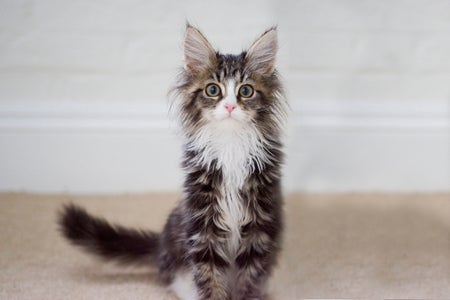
[59,24,287,300]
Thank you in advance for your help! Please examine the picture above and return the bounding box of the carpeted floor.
[0,193,449,299]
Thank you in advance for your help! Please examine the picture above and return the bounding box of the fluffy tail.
[58,204,160,266]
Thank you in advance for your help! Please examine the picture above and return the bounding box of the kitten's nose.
[224,103,236,113]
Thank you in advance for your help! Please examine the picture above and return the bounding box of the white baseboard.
[0,100,448,193]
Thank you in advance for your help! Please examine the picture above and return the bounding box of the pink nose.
[224,103,236,113]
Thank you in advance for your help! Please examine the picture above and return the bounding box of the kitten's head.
[173,24,286,140]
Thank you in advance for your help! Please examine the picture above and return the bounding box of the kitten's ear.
[184,25,215,75]
[245,28,278,75]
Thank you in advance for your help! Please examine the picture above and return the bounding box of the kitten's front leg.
[186,220,231,300]
[191,260,229,300]
[234,226,279,300]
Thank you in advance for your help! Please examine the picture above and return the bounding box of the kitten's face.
[200,76,254,124]
[175,25,284,137]
[187,55,273,125]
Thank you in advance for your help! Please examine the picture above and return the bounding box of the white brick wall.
[2,0,449,104]
[0,0,277,103]
[0,0,449,192]
[280,0,450,103]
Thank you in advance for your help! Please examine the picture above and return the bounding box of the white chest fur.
[189,120,268,256]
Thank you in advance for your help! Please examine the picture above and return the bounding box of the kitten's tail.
[58,204,160,266]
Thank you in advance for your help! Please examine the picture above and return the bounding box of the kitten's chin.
[214,110,250,122]
[208,117,247,132]
[214,115,247,126]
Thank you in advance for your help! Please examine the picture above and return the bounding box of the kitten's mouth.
[220,114,238,122]
[212,111,246,124]
[216,117,249,129]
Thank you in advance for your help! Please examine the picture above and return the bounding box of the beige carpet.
[0,193,449,299]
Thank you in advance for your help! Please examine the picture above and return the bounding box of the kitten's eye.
[205,83,221,97]
[239,85,254,98]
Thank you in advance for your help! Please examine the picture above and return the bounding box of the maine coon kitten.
[59,24,287,300]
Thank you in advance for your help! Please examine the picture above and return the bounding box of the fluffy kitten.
[59,24,287,300]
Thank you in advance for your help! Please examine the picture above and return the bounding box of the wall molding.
[0,102,171,131]
[291,100,449,130]
[0,100,448,132]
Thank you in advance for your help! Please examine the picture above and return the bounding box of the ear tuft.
[245,28,278,75]
[184,25,215,75]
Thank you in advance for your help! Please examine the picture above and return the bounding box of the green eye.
[239,85,254,98]
[205,83,221,97]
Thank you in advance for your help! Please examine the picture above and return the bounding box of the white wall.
[0,0,449,193]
